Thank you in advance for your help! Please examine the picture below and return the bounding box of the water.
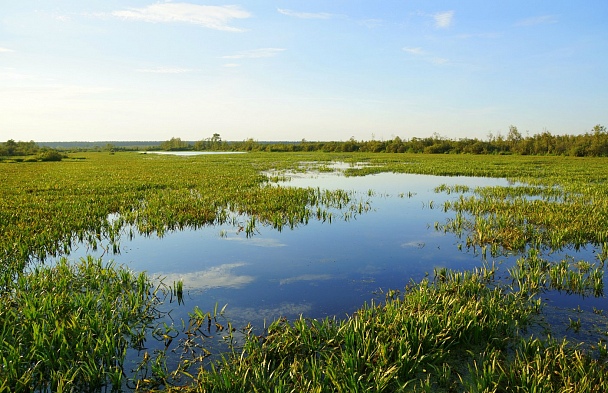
[65,170,518,323]
[56,167,605,382]
[140,151,246,156]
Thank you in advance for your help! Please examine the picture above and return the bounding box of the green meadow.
[1,152,608,392]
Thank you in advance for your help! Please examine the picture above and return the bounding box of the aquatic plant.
[0,256,163,392]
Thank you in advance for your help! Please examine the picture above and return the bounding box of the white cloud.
[112,3,251,32]
[155,263,254,291]
[278,8,332,19]
[403,47,425,55]
[136,67,194,73]
[0,47,14,53]
[433,11,454,28]
[516,15,558,27]
[222,48,286,59]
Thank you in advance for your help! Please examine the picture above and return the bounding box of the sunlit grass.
[0,256,163,392]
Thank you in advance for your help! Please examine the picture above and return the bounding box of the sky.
[1,1,607,142]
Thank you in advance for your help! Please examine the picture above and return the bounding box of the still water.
[67,169,520,326]
[57,164,607,381]
[66,167,603,326]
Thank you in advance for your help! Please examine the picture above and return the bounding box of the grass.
[0,256,163,392]
[2,152,608,391]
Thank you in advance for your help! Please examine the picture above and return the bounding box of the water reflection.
[155,263,255,292]
[223,237,286,248]
[63,170,517,324]
[140,151,246,156]
[279,274,333,286]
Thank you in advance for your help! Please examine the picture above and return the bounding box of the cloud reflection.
[223,237,286,248]
[401,241,426,249]
[279,274,332,285]
[155,263,254,291]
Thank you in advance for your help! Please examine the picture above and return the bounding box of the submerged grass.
[2,152,608,391]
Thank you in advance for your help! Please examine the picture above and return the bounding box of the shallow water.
[64,171,520,323]
[140,151,246,156]
[57,167,605,379]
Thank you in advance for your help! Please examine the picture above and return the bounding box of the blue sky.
[1,1,607,142]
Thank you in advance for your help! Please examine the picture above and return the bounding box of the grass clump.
[0,256,162,392]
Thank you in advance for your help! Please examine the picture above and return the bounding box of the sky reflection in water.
[67,170,523,327]
[67,168,604,328]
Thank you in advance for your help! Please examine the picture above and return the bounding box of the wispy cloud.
[136,67,194,74]
[403,47,425,55]
[278,8,332,19]
[457,32,502,39]
[0,47,14,53]
[403,47,448,66]
[431,57,448,65]
[516,15,558,27]
[0,67,35,81]
[222,48,286,59]
[360,19,383,29]
[112,3,251,32]
[433,11,454,28]
[279,274,332,285]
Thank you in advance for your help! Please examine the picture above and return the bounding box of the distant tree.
[5,139,18,155]
[161,137,190,151]
[589,124,608,156]
[242,138,259,151]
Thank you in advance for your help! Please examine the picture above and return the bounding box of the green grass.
[0,256,163,392]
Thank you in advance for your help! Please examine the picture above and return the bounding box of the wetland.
[2,152,608,391]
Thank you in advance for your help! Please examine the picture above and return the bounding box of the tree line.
[0,139,64,161]
[164,125,608,156]
[4,124,607,157]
